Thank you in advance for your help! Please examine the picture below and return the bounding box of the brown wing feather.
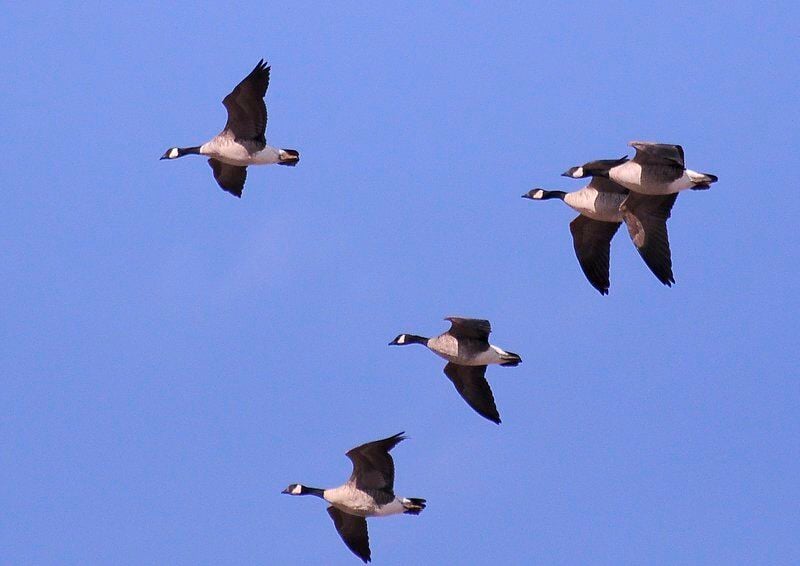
[621,193,678,286]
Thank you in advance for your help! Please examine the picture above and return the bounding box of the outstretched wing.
[569,215,621,295]
[443,363,500,424]
[207,158,247,197]
[621,192,678,286]
[345,432,405,493]
[221,59,270,142]
[327,507,371,563]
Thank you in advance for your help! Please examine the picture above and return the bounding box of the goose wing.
[587,176,629,194]
[345,432,405,493]
[569,215,622,295]
[629,141,685,168]
[207,158,247,197]
[327,507,371,563]
[443,363,500,424]
[221,59,270,143]
[444,317,491,342]
[621,192,678,286]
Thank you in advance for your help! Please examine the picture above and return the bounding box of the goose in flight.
[161,59,299,198]
[563,141,716,195]
[523,172,678,292]
[282,432,425,563]
[389,317,521,424]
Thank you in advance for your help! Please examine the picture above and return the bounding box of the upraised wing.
[345,432,405,493]
[221,59,270,142]
[444,317,491,342]
[629,141,685,168]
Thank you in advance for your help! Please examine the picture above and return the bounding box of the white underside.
[564,187,625,222]
[200,140,281,167]
[430,340,510,366]
[324,485,406,517]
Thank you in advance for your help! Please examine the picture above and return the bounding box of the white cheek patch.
[532,190,544,199]
[291,484,303,495]
[169,148,179,159]
[397,335,406,344]
[572,167,584,178]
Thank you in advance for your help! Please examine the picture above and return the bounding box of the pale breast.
[201,137,253,166]
[427,334,459,361]
[325,485,379,517]
[564,188,625,222]
[608,162,644,191]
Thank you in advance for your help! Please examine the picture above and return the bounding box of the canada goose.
[282,432,425,564]
[389,317,521,424]
[523,176,678,292]
[160,59,299,198]
[563,142,717,195]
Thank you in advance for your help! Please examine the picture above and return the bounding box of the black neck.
[541,190,567,200]
[179,146,202,156]
[405,334,429,345]
[303,486,326,498]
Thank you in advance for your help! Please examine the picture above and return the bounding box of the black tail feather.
[500,351,522,367]
[402,498,427,515]
[278,149,300,166]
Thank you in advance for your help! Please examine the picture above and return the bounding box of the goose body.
[524,175,678,293]
[283,433,425,563]
[161,59,299,198]
[389,317,521,424]
[564,142,717,195]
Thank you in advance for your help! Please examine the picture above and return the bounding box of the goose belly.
[371,498,405,517]
[431,341,505,366]
[249,146,281,165]
[564,189,624,222]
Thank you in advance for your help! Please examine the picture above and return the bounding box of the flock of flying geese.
[161,60,719,563]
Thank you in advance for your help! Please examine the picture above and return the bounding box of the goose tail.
[402,498,427,515]
[500,351,522,367]
[687,169,717,189]
[278,149,300,166]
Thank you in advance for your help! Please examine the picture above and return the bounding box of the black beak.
[521,193,532,199]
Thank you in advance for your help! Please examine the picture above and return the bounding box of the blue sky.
[2,2,798,564]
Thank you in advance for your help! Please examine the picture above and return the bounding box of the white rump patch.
[168,147,179,159]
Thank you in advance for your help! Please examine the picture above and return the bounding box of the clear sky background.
[2,2,799,564]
